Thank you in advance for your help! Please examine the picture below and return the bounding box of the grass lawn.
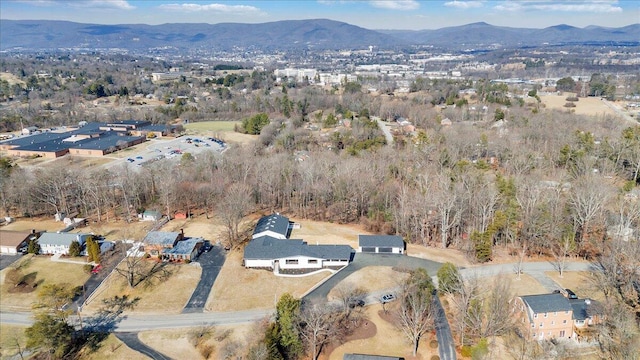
[544,271,604,301]
[327,303,437,359]
[82,261,201,315]
[139,323,256,360]
[80,334,149,360]
[206,250,330,312]
[184,120,239,133]
[0,255,91,311]
[0,324,27,359]
[327,267,408,301]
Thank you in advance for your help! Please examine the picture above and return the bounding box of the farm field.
[539,94,617,117]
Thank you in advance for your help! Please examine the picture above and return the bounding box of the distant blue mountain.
[1,19,638,51]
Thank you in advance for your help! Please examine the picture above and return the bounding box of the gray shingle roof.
[244,236,352,261]
[143,231,181,246]
[164,238,203,256]
[521,293,573,314]
[358,235,404,248]
[253,213,290,238]
[38,232,88,246]
[569,299,599,321]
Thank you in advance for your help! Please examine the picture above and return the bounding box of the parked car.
[565,289,578,299]
[126,158,134,162]
[381,293,396,303]
[91,264,102,274]
[136,156,143,160]
[348,299,365,308]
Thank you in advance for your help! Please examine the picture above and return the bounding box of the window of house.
[560,330,565,337]
[563,320,567,324]
[532,333,536,338]
[544,313,548,318]
[539,323,543,328]
[551,321,555,325]
[531,323,535,328]
[554,311,557,316]
[285,259,299,265]
[308,259,318,264]
[534,314,538,318]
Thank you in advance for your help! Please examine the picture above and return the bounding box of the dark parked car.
[565,289,578,299]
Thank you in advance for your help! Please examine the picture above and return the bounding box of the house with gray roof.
[243,235,352,270]
[358,235,405,254]
[38,232,90,255]
[163,237,204,262]
[252,213,291,240]
[142,230,184,258]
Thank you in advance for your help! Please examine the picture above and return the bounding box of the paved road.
[0,254,23,271]
[433,293,456,360]
[116,332,173,360]
[459,261,593,280]
[374,117,394,145]
[1,308,273,332]
[182,246,226,313]
[303,253,443,304]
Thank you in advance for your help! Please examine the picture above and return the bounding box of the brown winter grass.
[206,250,331,312]
[545,271,605,301]
[0,255,90,311]
[0,324,27,359]
[327,303,438,360]
[184,120,257,145]
[539,93,617,117]
[327,267,408,301]
[138,323,256,360]
[80,334,150,360]
[82,261,201,315]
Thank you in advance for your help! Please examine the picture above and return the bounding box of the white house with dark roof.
[38,232,90,255]
[357,235,405,254]
[252,213,291,240]
[243,236,352,270]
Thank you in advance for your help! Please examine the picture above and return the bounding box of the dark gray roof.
[569,299,599,321]
[105,120,151,127]
[164,238,203,256]
[344,354,403,360]
[140,124,169,131]
[253,213,290,238]
[143,231,181,246]
[521,293,573,314]
[69,134,145,151]
[244,236,352,261]
[358,235,404,248]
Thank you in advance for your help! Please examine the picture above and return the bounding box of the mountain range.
[1,19,638,52]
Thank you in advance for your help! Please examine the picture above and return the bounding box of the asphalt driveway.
[75,242,127,311]
[0,254,23,271]
[182,246,226,313]
[303,253,442,304]
[115,332,173,360]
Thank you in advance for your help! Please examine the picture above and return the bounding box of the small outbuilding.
[140,210,162,222]
[357,235,405,254]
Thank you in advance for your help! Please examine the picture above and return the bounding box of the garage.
[357,235,405,255]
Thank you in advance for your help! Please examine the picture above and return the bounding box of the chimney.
[31,229,36,234]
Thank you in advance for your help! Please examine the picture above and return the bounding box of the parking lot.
[106,135,226,171]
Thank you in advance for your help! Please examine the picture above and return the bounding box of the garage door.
[378,247,393,253]
[361,247,376,253]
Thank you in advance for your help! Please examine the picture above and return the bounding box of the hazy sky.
[1,0,638,30]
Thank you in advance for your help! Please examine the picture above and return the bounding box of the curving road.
[115,332,173,360]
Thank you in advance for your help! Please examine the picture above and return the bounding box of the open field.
[184,120,256,145]
[539,94,617,117]
[0,255,91,311]
[545,271,604,301]
[0,324,27,359]
[327,303,437,359]
[82,261,201,315]
[0,72,25,86]
[206,250,330,312]
[80,334,149,360]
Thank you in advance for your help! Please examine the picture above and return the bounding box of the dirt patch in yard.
[82,261,201,315]
[320,318,377,359]
[206,250,330,312]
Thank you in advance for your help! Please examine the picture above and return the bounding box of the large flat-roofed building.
[1,121,165,158]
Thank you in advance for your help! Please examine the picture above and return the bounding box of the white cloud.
[369,0,420,10]
[444,1,484,9]
[494,1,622,13]
[158,3,261,14]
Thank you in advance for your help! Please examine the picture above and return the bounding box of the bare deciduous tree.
[297,303,339,360]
